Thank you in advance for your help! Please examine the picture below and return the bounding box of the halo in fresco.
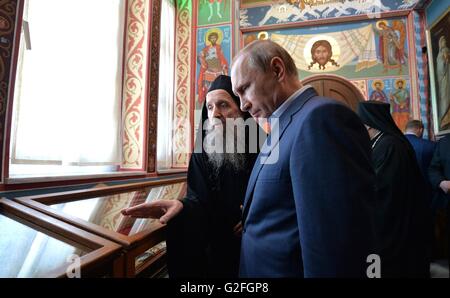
[394,78,407,88]
[205,28,224,46]
[371,79,385,90]
[257,31,269,40]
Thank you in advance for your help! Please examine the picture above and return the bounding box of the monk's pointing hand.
[121,200,183,224]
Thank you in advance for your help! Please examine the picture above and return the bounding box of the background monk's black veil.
[358,101,430,278]
[358,101,415,155]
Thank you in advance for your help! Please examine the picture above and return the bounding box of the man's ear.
[270,57,285,81]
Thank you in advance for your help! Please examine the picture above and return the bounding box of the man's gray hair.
[232,40,298,77]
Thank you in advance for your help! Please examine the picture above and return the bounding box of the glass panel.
[0,214,90,278]
[157,0,175,170]
[10,0,125,178]
[49,182,187,236]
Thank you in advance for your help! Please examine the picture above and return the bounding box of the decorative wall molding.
[0,0,17,183]
[121,0,150,170]
[413,11,431,138]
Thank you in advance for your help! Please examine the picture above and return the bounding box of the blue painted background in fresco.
[240,0,420,28]
[269,18,408,66]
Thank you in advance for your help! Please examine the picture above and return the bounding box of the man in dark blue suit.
[231,40,377,277]
[428,135,450,268]
[429,135,450,198]
[404,121,436,263]
[404,120,436,183]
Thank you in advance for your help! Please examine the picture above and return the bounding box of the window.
[10,0,126,178]
[156,0,176,171]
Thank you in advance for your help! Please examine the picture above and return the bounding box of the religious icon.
[427,9,450,135]
[369,80,388,103]
[308,40,340,70]
[376,20,407,74]
[243,31,269,47]
[436,36,450,130]
[390,78,410,131]
[207,0,223,21]
[257,31,269,40]
[198,0,230,25]
[197,28,229,104]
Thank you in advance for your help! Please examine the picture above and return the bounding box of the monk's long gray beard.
[204,126,248,175]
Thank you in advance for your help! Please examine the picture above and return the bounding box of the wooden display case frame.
[0,198,123,277]
[14,175,187,277]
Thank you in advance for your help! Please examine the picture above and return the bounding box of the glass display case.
[0,198,123,278]
[14,176,187,277]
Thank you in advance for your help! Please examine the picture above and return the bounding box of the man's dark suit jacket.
[239,87,377,277]
[405,134,436,183]
[429,135,450,208]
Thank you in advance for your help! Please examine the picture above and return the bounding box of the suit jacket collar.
[242,86,318,222]
[405,133,419,139]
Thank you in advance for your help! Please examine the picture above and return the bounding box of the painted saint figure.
[376,20,407,74]
[207,0,224,22]
[390,79,410,131]
[197,30,229,104]
[436,36,450,129]
[370,80,388,102]
[308,40,340,70]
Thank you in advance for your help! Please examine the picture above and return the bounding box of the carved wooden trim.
[147,0,162,173]
[0,0,17,183]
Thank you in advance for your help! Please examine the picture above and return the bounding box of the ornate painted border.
[146,0,162,173]
[0,0,17,183]
[172,0,191,168]
[121,0,149,170]
[407,12,420,121]
[239,1,420,29]
[413,10,431,138]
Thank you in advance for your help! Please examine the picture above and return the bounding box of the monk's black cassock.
[358,101,430,278]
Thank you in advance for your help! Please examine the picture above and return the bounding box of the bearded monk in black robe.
[122,75,262,277]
